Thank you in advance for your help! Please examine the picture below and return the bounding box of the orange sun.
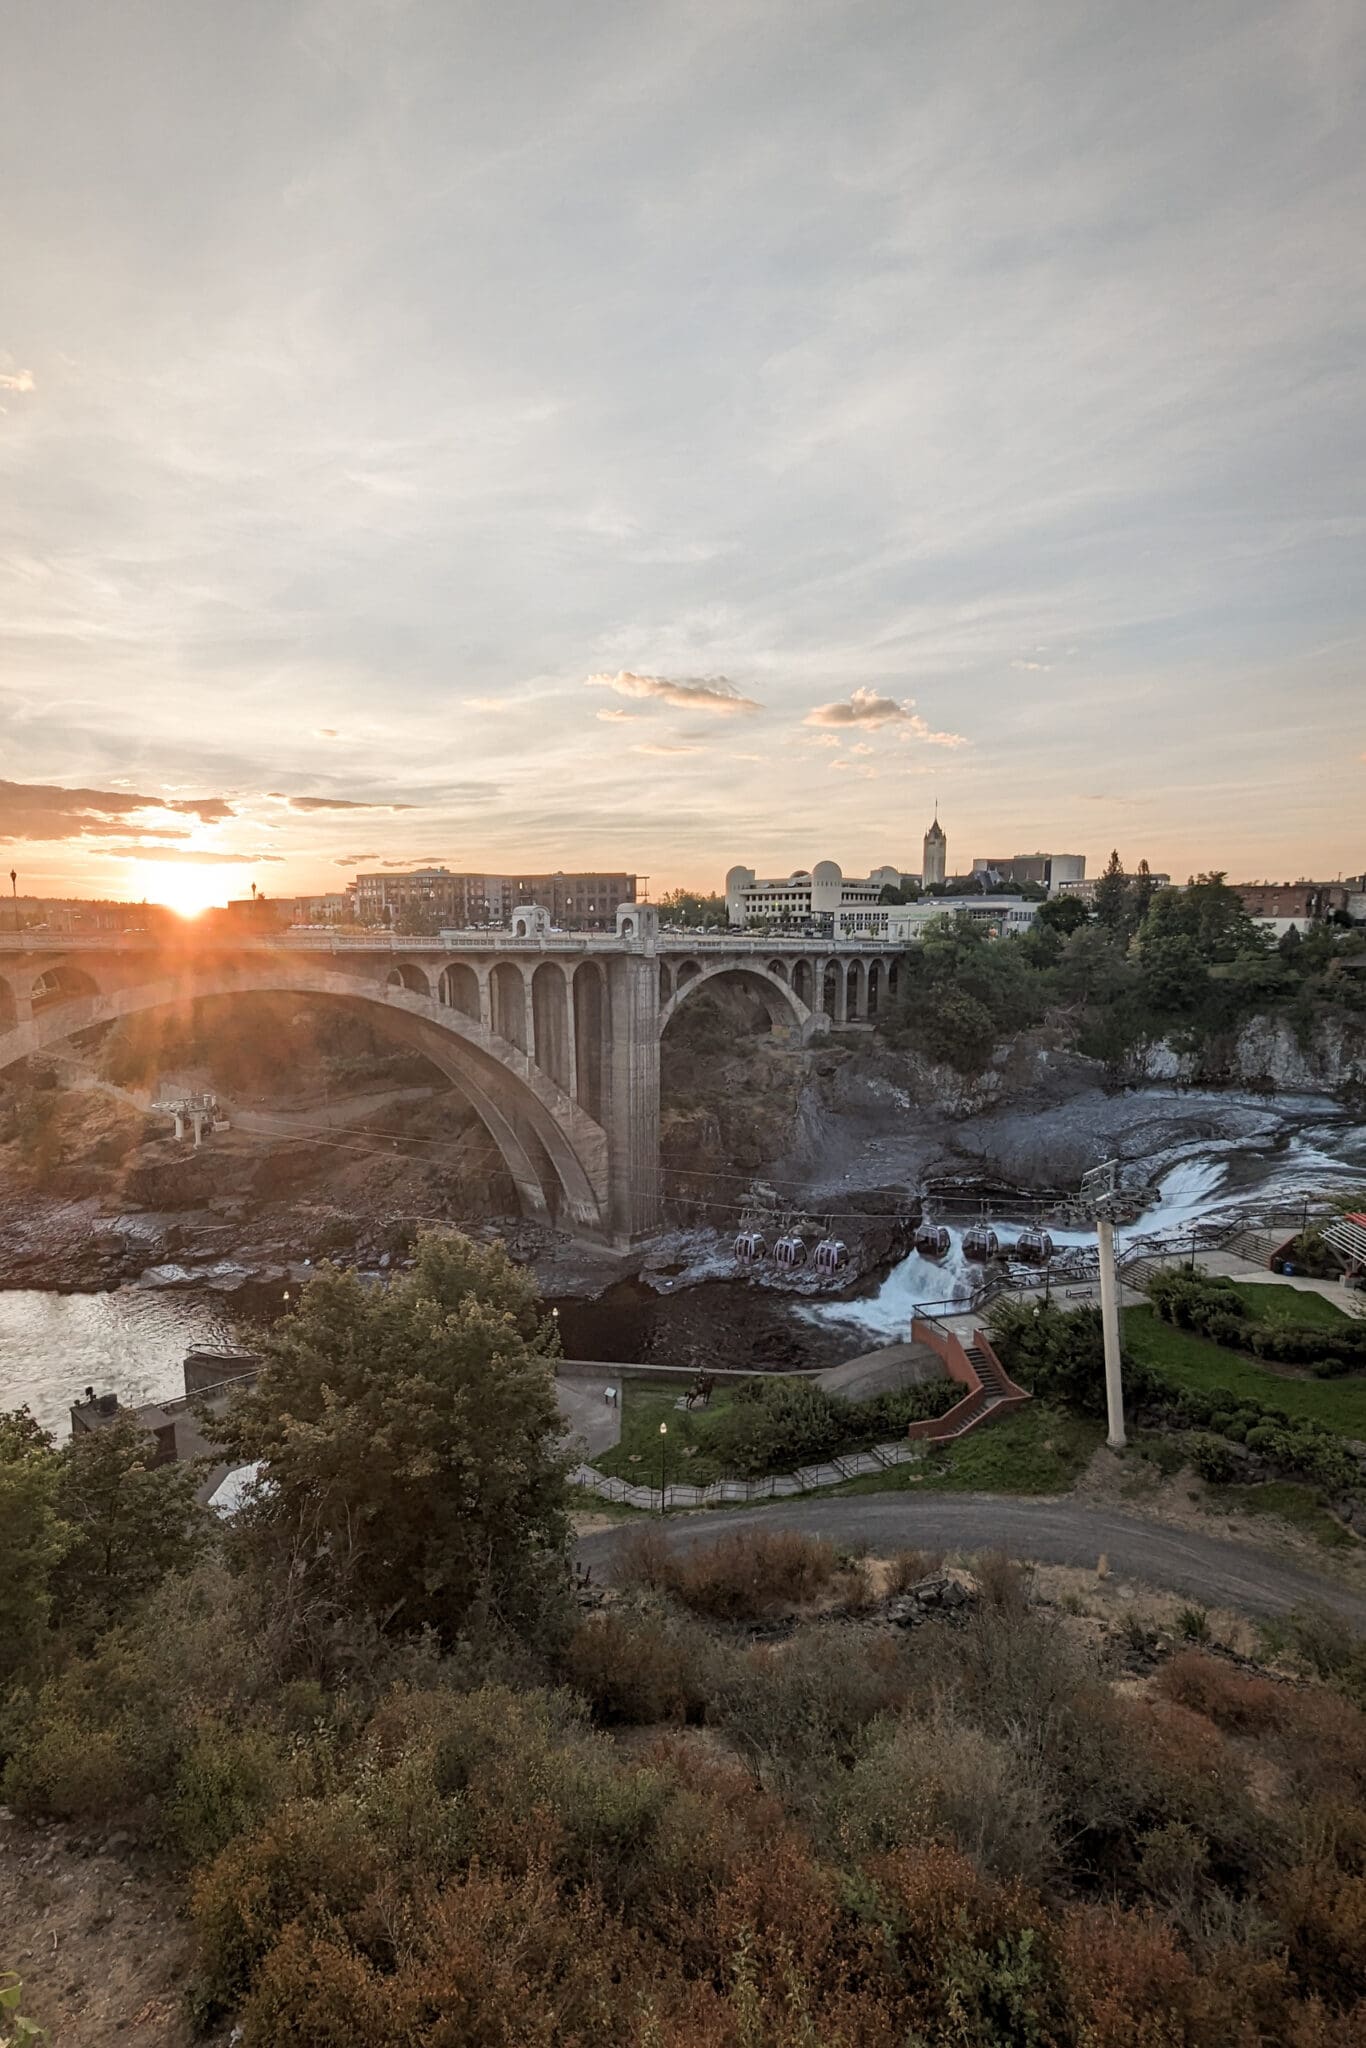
[132,862,239,919]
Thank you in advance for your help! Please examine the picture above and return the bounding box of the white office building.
[836,896,1040,942]
[726,860,909,931]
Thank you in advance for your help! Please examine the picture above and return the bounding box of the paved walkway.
[577,1495,1366,1625]
[816,1339,944,1400]
[557,1372,624,1460]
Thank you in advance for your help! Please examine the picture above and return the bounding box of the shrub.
[1177,1606,1213,1642]
[886,1547,943,1593]
[706,1377,846,1476]
[561,1610,727,1726]
[719,1627,915,1781]
[1190,1435,1241,1485]
[613,1525,840,1621]
[1156,1652,1285,1734]
[162,1719,292,1865]
[830,1708,1057,1888]
[190,1796,387,2017]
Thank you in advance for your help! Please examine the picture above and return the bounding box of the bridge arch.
[660,959,821,1041]
[0,966,609,1234]
[33,962,100,1011]
[387,960,432,999]
[439,960,480,1019]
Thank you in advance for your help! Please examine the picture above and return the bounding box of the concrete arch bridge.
[0,909,905,1244]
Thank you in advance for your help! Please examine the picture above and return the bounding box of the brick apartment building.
[346,866,636,931]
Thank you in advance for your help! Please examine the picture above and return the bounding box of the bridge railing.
[0,929,905,957]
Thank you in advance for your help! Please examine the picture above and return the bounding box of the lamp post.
[658,1421,668,1513]
[9,869,16,933]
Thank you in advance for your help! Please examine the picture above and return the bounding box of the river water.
[813,1108,1366,1342]
[3,1094,1362,1433]
[0,1290,241,1439]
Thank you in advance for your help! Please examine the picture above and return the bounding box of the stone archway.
[0,967,610,1234]
[32,962,100,1011]
[387,960,432,999]
[660,960,821,1042]
[439,961,480,1019]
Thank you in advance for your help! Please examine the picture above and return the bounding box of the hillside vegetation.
[3,1235,1366,2043]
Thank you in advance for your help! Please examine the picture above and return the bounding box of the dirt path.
[577,1493,1366,1623]
[0,1812,212,2046]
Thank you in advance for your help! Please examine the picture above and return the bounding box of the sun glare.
[133,863,237,919]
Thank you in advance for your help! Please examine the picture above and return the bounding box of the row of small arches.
[660,954,900,1020]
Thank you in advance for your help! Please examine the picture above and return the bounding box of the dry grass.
[613,1524,842,1620]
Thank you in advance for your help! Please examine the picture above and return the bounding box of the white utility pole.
[1081,1160,1127,1449]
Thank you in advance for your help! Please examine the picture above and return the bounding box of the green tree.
[219,1232,570,1644]
[1127,858,1157,928]
[395,903,441,937]
[0,1410,69,1684]
[1036,895,1089,938]
[52,1415,208,1634]
[658,888,726,927]
[1092,849,1129,935]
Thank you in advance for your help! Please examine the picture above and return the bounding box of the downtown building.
[347,866,636,931]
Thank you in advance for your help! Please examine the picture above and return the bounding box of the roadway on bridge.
[576,1493,1366,1623]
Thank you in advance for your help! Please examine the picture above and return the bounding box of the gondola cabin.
[774,1234,808,1268]
[813,1236,848,1274]
[915,1224,951,1259]
[1017,1229,1054,1264]
[962,1225,1000,1262]
[734,1230,766,1264]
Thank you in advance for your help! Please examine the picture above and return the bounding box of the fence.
[570,1437,924,1512]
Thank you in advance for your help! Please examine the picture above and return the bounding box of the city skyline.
[3,1,1364,913]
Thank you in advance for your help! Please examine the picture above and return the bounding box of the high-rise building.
[922,814,947,888]
[346,867,636,931]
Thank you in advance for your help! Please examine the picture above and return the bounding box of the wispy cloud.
[284,795,419,812]
[115,846,284,865]
[587,671,762,715]
[633,741,705,756]
[0,369,35,394]
[804,691,967,747]
[596,707,640,722]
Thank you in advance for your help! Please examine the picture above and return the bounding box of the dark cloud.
[0,779,235,841]
[586,671,762,715]
[285,795,419,812]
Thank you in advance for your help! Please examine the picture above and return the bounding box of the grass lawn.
[1123,1306,1366,1439]
[814,1404,1103,1500]
[594,1386,742,1488]
[1227,1282,1350,1330]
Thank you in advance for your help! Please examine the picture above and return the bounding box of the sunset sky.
[2,0,1363,913]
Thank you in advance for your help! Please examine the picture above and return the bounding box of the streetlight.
[658,1421,668,1512]
[9,869,16,933]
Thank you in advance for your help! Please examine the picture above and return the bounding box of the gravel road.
[577,1494,1366,1624]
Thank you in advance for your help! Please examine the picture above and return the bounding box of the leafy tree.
[395,903,441,937]
[1092,849,1129,935]
[658,888,726,927]
[52,1414,209,1633]
[219,1232,571,1644]
[0,1410,69,1683]
[1036,895,1089,938]
[1127,857,1158,928]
